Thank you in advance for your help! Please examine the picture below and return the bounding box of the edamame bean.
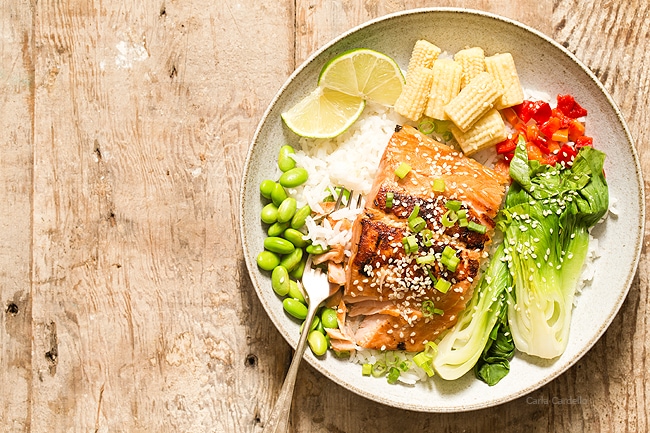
[287,279,305,303]
[267,221,290,237]
[283,228,310,248]
[300,316,320,333]
[283,298,307,320]
[277,197,297,223]
[259,179,275,199]
[289,254,307,279]
[279,167,308,188]
[271,183,288,206]
[277,145,296,172]
[306,243,329,255]
[256,250,280,271]
[263,237,295,255]
[261,203,279,224]
[320,307,338,329]
[279,246,303,272]
[271,265,290,296]
[291,205,311,229]
[308,330,328,356]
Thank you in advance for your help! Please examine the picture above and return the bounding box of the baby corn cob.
[405,40,442,80]
[444,71,503,132]
[395,66,435,121]
[425,59,463,120]
[451,108,507,155]
[485,53,525,109]
[454,47,486,88]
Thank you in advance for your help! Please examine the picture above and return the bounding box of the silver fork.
[262,191,357,433]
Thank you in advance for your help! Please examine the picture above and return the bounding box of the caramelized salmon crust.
[338,125,509,353]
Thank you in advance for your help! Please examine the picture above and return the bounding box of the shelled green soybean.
[256,144,339,356]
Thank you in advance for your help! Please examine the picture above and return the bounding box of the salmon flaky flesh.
[339,125,509,353]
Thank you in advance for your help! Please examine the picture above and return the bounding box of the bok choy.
[500,140,608,358]
[433,243,513,381]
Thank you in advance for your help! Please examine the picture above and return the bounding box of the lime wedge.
[318,48,405,106]
[281,87,366,139]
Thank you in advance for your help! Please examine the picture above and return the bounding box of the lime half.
[318,48,405,106]
[281,87,366,139]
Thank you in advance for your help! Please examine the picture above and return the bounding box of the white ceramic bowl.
[239,8,644,412]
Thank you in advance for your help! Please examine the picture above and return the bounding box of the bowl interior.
[240,8,644,412]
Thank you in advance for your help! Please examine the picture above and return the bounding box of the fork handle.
[262,305,319,433]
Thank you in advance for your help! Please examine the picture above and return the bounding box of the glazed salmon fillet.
[337,125,509,352]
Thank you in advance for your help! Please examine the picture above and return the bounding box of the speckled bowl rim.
[239,7,645,412]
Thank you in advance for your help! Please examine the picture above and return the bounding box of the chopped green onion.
[442,245,457,259]
[421,230,434,247]
[402,235,419,254]
[371,361,387,377]
[442,254,460,272]
[457,209,467,219]
[398,360,412,372]
[459,218,469,227]
[409,216,427,232]
[435,278,451,293]
[467,221,487,234]
[416,254,436,265]
[385,192,394,209]
[418,118,436,135]
[421,299,436,318]
[408,205,420,221]
[386,366,401,384]
[442,130,453,142]
[395,162,412,179]
[445,200,462,211]
[362,363,372,376]
[432,178,445,192]
[441,210,457,227]
[426,268,437,284]
[433,308,444,315]
[413,352,435,377]
[424,341,438,356]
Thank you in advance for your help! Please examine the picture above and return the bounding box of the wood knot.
[244,353,258,368]
[5,302,19,315]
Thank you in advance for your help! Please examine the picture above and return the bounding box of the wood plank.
[30,0,293,431]
[0,1,33,431]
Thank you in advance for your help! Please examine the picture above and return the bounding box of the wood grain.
[0,0,647,432]
[0,1,33,431]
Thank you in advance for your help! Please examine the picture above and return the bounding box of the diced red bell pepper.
[557,94,588,118]
[539,116,562,138]
[551,128,569,142]
[541,153,559,166]
[568,118,586,141]
[526,142,544,161]
[501,107,520,127]
[558,143,578,165]
[515,100,552,124]
[496,137,517,155]
[575,136,593,148]
[551,108,571,128]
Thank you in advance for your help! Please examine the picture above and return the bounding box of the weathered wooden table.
[1,1,648,432]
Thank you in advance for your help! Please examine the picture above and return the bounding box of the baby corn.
[425,59,463,120]
[485,53,525,109]
[395,66,435,121]
[451,108,507,155]
[405,40,442,80]
[454,47,486,88]
[444,71,503,132]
